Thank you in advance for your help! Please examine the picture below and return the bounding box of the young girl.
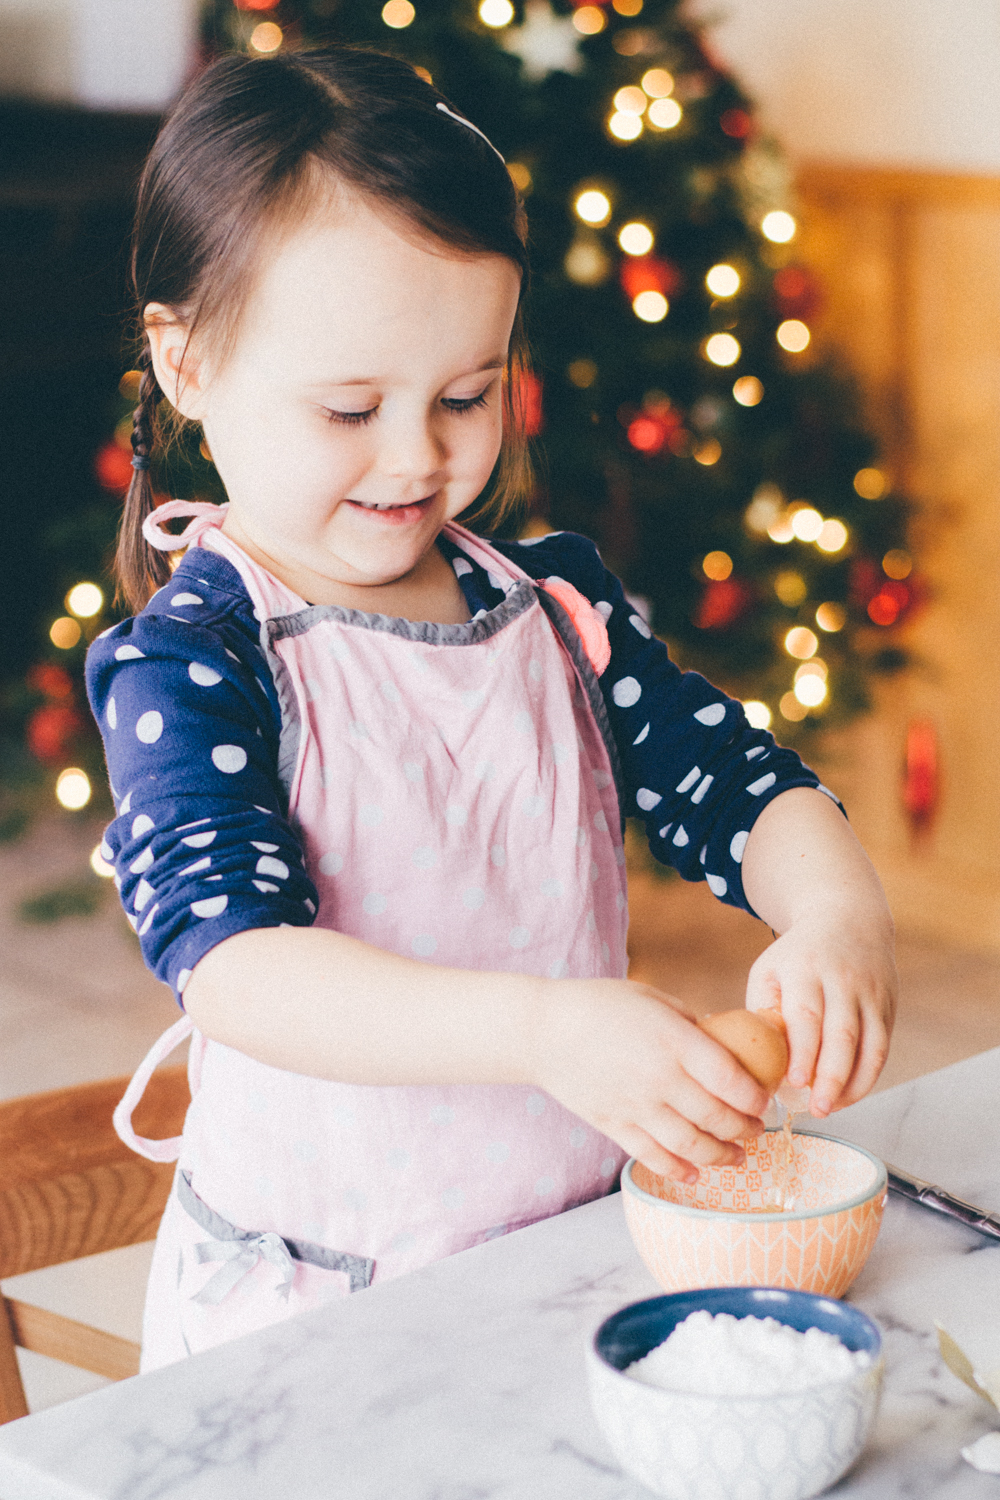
[87,46,896,1370]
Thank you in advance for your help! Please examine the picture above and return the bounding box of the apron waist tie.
[178,1170,375,1300]
[113,1013,195,1162]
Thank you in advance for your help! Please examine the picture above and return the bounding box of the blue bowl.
[594,1285,882,1373]
[586,1288,884,1500]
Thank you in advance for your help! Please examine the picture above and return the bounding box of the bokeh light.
[56,768,91,810]
[816,602,847,632]
[647,98,682,130]
[704,333,740,367]
[641,68,674,97]
[250,20,283,49]
[816,519,848,553]
[732,375,764,407]
[789,506,823,542]
[744,483,782,533]
[742,700,772,730]
[633,290,668,322]
[761,210,797,243]
[702,550,733,581]
[91,844,115,878]
[706,263,740,298]
[50,616,82,649]
[564,240,611,284]
[693,438,722,466]
[613,0,643,13]
[793,662,828,707]
[614,86,647,115]
[883,549,912,579]
[507,162,532,192]
[575,189,611,225]
[118,370,141,401]
[784,626,818,660]
[854,467,887,499]
[766,513,795,544]
[567,358,598,388]
[479,0,514,24]
[776,319,810,353]
[774,571,807,606]
[618,222,654,255]
[573,5,606,32]
[780,691,807,722]
[609,112,643,140]
[66,583,103,618]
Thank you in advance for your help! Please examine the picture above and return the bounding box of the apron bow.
[193,1231,296,1304]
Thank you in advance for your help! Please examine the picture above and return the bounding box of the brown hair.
[118,45,531,612]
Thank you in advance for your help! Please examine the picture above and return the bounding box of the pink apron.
[116,506,629,1370]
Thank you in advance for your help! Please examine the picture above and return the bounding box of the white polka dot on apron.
[442,1186,466,1210]
[540,878,564,897]
[462,887,485,909]
[386,1148,410,1170]
[490,844,506,867]
[412,847,438,868]
[403,762,424,781]
[412,933,437,957]
[188,662,222,686]
[569,1127,587,1148]
[256,855,288,879]
[485,1141,510,1163]
[183,830,216,849]
[191,894,228,918]
[319,851,343,874]
[362,893,387,915]
[509,926,531,948]
[132,813,154,838]
[134,879,155,911]
[535,1176,556,1196]
[430,1105,455,1126]
[522,795,544,818]
[548,959,568,978]
[445,804,468,825]
[526,1093,546,1116]
[600,1156,617,1177]
[359,803,384,827]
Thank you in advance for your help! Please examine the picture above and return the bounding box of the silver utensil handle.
[887,1165,1000,1242]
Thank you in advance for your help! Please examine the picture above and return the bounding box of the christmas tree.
[8,0,916,849]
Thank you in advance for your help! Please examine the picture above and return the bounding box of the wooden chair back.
[0,1065,189,1424]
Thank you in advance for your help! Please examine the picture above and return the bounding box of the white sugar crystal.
[627,1311,870,1396]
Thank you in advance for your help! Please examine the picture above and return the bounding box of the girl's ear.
[145,304,207,422]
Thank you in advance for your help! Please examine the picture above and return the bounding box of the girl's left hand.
[744,909,897,1118]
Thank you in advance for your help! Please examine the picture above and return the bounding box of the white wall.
[0,0,199,110]
[694,0,1000,173]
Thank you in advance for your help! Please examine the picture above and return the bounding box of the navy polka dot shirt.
[85,531,834,1003]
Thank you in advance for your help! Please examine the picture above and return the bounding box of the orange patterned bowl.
[622,1129,887,1299]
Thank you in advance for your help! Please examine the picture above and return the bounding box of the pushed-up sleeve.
[86,606,318,1005]
[504,531,840,916]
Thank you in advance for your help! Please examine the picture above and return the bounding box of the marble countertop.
[4,1051,1000,1499]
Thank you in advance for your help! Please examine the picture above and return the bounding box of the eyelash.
[325,392,490,427]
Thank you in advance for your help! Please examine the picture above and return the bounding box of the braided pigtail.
[115,340,172,613]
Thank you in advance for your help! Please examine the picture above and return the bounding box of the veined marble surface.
[3,1051,1000,1499]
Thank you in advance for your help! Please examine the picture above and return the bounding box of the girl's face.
[149,190,522,604]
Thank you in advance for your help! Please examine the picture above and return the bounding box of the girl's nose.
[378,411,446,485]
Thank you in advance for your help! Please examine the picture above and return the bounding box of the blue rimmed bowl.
[587,1287,884,1500]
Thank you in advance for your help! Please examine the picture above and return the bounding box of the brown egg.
[699,1007,789,1093]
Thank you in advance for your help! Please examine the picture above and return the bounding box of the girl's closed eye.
[324,390,491,427]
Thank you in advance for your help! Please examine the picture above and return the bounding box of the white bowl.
[587,1287,884,1500]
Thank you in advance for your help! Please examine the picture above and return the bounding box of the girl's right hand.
[532,978,770,1183]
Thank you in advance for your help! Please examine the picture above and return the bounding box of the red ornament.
[511,370,544,437]
[233,0,276,9]
[26,704,84,763]
[867,580,911,627]
[26,663,74,700]
[903,719,939,832]
[95,440,134,492]
[772,266,822,321]
[627,416,668,453]
[619,256,682,303]
[719,108,752,139]
[693,577,753,630]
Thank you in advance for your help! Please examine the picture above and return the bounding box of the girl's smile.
[145,189,522,620]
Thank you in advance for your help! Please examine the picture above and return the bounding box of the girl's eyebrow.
[304,358,507,390]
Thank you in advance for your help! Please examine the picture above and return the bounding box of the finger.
[643,1102,750,1172]
[680,1028,771,1121]
[810,983,861,1117]
[757,960,824,1091]
[833,1000,891,1108]
[621,1124,703,1185]
[669,1068,766,1146]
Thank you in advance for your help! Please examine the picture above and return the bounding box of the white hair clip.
[436,101,506,164]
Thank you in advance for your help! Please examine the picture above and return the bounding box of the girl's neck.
[220,515,471,624]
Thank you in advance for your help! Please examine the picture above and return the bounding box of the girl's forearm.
[182,925,547,1085]
[740,787,893,936]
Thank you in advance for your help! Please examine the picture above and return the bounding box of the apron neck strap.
[143,500,229,553]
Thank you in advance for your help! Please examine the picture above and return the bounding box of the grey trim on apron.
[177,1169,375,1293]
[533,586,626,827]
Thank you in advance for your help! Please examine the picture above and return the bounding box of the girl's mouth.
[345,494,436,525]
